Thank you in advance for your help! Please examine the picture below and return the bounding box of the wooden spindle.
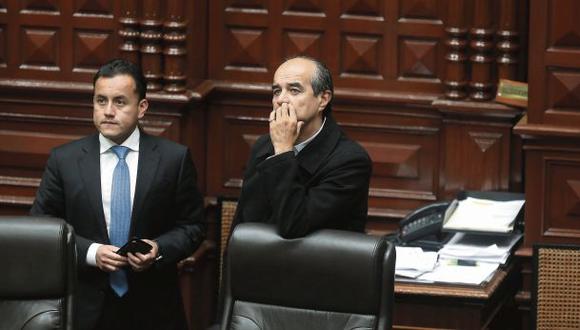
[140,0,163,91]
[444,0,468,100]
[163,0,187,93]
[118,0,140,64]
[497,0,519,80]
[469,0,495,101]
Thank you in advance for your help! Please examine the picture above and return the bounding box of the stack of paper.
[443,197,524,233]
[438,232,522,265]
[417,262,500,285]
[395,246,438,279]
[395,233,522,285]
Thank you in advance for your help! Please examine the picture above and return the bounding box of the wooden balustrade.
[444,0,523,101]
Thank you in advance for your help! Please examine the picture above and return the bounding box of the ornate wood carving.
[469,0,495,100]
[163,0,187,93]
[140,0,163,91]
[119,0,140,64]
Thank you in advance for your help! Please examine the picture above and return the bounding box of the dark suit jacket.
[31,131,205,330]
[233,115,372,238]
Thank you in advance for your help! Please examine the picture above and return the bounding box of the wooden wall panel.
[442,122,510,195]
[0,0,120,81]
[528,0,580,126]
[209,0,445,95]
[521,140,580,246]
[206,94,269,198]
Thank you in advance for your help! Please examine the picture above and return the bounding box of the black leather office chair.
[0,216,76,330]
[220,223,396,330]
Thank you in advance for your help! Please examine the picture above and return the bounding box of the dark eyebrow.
[288,82,303,89]
[272,84,280,90]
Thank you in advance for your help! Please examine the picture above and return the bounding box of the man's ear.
[318,90,332,112]
[138,99,149,119]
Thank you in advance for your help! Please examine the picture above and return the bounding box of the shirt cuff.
[86,242,102,267]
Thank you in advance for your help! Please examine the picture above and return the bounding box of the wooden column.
[497,0,519,80]
[118,0,140,64]
[469,0,495,100]
[140,0,164,91]
[444,0,468,100]
[163,0,187,93]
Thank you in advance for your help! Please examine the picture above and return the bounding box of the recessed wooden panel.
[340,34,382,79]
[73,30,114,73]
[208,104,269,194]
[20,0,60,13]
[73,0,113,16]
[362,142,420,179]
[341,0,382,17]
[224,27,268,73]
[283,30,323,60]
[0,25,6,68]
[400,0,438,20]
[548,0,580,49]
[399,38,439,80]
[283,0,323,14]
[346,125,439,200]
[20,27,60,71]
[0,0,6,12]
[443,123,510,195]
[544,160,580,238]
[547,69,580,112]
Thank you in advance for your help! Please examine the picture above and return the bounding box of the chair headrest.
[227,223,389,314]
[0,216,74,298]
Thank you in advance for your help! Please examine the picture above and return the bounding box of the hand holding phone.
[116,238,153,256]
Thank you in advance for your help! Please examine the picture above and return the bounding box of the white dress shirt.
[86,127,140,266]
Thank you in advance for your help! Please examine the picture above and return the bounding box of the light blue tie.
[109,145,131,297]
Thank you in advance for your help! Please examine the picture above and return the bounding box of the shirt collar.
[99,127,140,154]
[294,117,326,155]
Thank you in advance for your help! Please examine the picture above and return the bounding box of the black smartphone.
[116,238,152,256]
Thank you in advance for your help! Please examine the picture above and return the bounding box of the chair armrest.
[178,239,217,272]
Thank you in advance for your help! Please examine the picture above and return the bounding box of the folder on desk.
[442,191,525,235]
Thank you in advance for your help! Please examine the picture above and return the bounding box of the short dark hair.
[93,59,147,100]
[285,56,334,115]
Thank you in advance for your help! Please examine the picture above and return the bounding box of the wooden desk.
[393,264,520,330]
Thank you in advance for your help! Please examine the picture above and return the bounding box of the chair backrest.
[533,243,580,330]
[0,216,76,330]
[221,223,396,330]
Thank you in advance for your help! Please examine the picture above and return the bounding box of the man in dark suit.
[31,59,204,330]
[233,56,372,238]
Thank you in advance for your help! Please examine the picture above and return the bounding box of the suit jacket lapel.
[78,134,108,240]
[132,132,160,230]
